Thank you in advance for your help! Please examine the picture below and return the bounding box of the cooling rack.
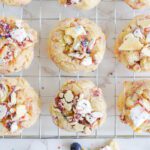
[0,0,150,139]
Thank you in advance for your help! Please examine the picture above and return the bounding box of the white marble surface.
[0,0,150,149]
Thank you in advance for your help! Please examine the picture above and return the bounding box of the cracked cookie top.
[118,80,150,133]
[115,15,150,72]
[49,18,106,73]
[0,78,40,135]
[50,80,106,134]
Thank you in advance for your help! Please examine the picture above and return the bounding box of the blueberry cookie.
[59,0,101,10]
[125,0,150,9]
[48,18,106,73]
[0,17,37,74]
[50,80,107,134]
[115,15,150,72]
[99,140,120,150]
[118,80,150,133]
[0,77,40,135]
[0,0,31,6]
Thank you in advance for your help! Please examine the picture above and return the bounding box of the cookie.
[48,18,106,73]
[50,80,107,134]
[0,77,40,135]
[118,80,150,133]
[0,17,37,74]
[59,0,101,10]
[0,0,31,6]
[115,15,150,72]
[99,140,120,150]
[125,0,150,9]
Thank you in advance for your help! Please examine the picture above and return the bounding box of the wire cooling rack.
[0,0,150,139]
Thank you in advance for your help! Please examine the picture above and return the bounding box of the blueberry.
[70,142,82,150]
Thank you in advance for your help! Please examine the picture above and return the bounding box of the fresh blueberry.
[70,142,82,150]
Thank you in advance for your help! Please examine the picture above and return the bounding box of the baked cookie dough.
[48,18,106,73]
[115,15,150,72]
[0,77,40,136]
[50,80,107,134]
[0,0,31,6]
[99,140,120,150]
[118,80,150,133]
[125,0,150,9]
[59,0,101,10]
[0,17,37,74]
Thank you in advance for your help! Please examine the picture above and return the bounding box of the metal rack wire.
[0,0,150,139]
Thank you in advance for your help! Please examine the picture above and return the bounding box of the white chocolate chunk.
[16,105,27,119]
[139,99,150,112]
[0,105,7,120]
[68,52,85,59]
[69,0,80,4]
[73,41,81,50]
[133,28,144,39]
[10,92,17,105]
[81,57,92,66]
[65,25,86,38]
[10,28,27,43]
[119,33,143,51]
[88,39,96,50]
[76,99,92,115]
[130,105,150,127]
[0,84,8,102]
[11,122,18,133]
[86,112,103,124]
[140,45,150,57]
[64,90,74,102]
[100,146,112,150]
